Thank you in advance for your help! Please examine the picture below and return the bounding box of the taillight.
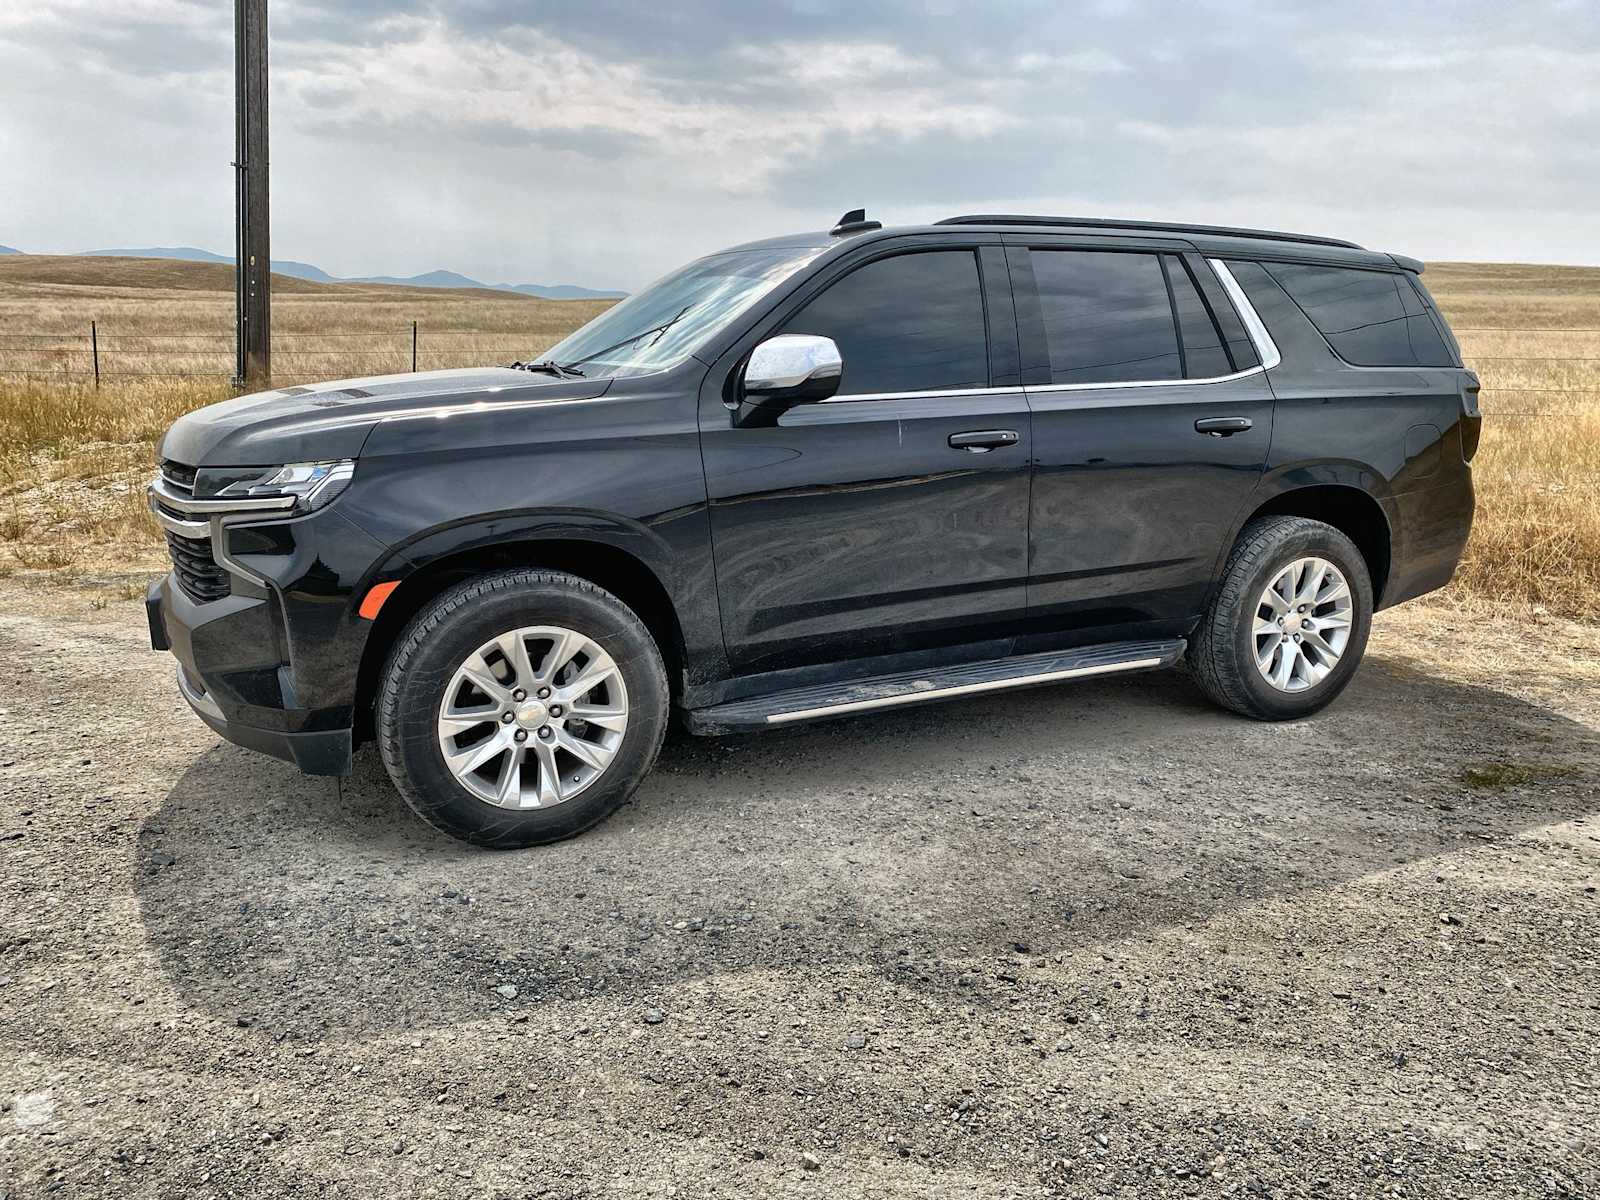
[1460,370,1482,462]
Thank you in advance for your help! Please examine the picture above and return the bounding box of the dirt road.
[2,582,1596,1198]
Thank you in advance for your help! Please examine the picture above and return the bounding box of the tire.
[376,569,669,847]
[1187,516,1373,721]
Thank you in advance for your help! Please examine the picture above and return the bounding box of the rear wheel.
[1187,516,1373,720]
[377,570,668,847]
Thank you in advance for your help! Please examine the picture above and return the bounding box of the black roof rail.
[935,214,1363,251]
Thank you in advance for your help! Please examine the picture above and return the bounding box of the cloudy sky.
[1,1,1596,289]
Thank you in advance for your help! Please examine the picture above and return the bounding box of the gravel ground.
[1,582,1597,1198]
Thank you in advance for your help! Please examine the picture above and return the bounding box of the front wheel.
[376,570,669,847]
[1187,516,1374,721]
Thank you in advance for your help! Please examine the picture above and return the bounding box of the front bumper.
[143,502,389,777]
[148,578,354,775]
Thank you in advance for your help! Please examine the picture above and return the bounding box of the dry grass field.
[0,254,1596,622]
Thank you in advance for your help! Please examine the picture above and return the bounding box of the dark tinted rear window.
[1404,275,1462,365]
[1162,255,1232,378]
[783,250,989,395]
[1265,262,1454,367]
[1031,250,1181,384]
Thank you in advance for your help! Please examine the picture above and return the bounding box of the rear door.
[1010,238,1275,633]
[698,242,1033,675]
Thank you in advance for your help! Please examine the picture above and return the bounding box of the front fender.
[364,507,685,596]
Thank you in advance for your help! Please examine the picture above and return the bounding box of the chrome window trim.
[1208,258,1282,370]
[818,366,1271,403]
[818,260,1280,403]
[1024,364,1265,395]
[820,384,1019,404]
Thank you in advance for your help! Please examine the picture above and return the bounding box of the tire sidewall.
[1227,525,1373,719]
[381,576,667,847]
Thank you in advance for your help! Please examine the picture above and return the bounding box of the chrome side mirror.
[742,334,843,403]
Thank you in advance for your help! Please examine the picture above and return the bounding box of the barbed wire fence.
[0,322,541,384]
[0,324,1597,416]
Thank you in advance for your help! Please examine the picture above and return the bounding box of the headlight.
[204,460,356,511]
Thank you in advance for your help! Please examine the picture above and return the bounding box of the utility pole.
[233,0,270,389]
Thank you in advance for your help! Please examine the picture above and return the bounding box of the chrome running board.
[686,639,1185,734]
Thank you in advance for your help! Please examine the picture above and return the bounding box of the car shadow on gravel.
[134,657,1599,1043]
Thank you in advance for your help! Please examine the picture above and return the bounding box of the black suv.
[147,212,1478,846]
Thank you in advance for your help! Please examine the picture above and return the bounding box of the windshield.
[533,244,827,379]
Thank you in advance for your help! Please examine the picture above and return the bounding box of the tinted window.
[1162,255,1232,378]
[540,245,826,380]
[1265,262,1452,367]
[783,251,988,395]
[1031,251,1181,384]
[1402,275,1460,366]
[1199,261,1260,370]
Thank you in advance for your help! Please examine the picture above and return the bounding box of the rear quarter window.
[1263,262,1455,368]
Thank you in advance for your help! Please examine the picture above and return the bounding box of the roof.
[935,214,1361,250]
[718,214,1411,273]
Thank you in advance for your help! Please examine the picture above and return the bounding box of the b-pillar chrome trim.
[1208,258,1282,370]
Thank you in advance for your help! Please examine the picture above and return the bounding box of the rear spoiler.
[1388,253,1426,274]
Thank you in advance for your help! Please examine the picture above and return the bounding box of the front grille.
[165,530,231,603]
[160,460,198,491]
[153,459,202,526]
[155,459,234,603]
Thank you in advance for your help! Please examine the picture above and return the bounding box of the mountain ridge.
[5,243,625,298]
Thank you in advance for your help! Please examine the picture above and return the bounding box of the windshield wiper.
[509,359,585,378]
[564,305,693,370]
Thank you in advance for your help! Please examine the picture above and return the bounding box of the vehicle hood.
[158,368,612,467]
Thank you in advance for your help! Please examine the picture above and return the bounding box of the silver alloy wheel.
[435,625,629,808]
[1252,556,1354,693]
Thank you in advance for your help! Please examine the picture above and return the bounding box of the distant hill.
[501,282,628,300]
[350,269,625,299]
[80,246,337,283]
[0,254,347,294]
[351,269,489,290]
[57,245,623,297]
[0,254,628,310]
[0,244,21,255]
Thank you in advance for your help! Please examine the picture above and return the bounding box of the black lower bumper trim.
[180,674,353,776]
[146,580,171,651]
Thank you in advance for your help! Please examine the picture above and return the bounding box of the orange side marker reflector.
[358,581,400,620]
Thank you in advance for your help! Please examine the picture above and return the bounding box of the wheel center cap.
[1284,613,1305,633]
[514,700,550,728]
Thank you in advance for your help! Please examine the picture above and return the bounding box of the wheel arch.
[1226,479,1395,606]
[351,534,691,746]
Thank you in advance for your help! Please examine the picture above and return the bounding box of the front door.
[1009,241,1275,633]
[699,245,1032,675]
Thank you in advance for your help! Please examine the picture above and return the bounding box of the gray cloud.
[1,1,1596,287]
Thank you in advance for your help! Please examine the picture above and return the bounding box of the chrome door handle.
[1194,416,1253,437]
[948,429,1019,452]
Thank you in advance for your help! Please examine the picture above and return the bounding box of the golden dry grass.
[0,254,1595,621]
[0,256,608,584]
[1426,263,1600,618]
